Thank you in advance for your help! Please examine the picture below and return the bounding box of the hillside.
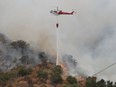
[0,61,116,87]
[0,33,116,87]
[0,62,83,87]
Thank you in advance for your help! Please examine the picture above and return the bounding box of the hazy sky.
[0,0,116,81]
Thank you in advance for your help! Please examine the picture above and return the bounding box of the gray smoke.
[62,55,77,75]
[0,33,55,71]
[0,0,116,81]
[62,54,86,77]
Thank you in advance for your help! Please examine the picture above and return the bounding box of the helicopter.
[50,7,75,28]
[50,7,75,16]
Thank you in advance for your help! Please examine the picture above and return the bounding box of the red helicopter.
[50,7,75,16]
[50,7,75,28]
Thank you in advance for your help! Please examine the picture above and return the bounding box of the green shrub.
[37,70,48,80]
[18,67,32,76]
[0,72,16,83]
[0,73,9,82]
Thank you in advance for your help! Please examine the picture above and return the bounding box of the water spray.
[56,25,59,65]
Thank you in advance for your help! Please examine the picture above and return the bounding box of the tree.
[113,82,116,87]
[52,65,63,75]
[86,77,97,87]
[107,80,113,87]
[10,40,29,55]
[96,79,106,87]
[50,74,63,85]
[66,76,77,84]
